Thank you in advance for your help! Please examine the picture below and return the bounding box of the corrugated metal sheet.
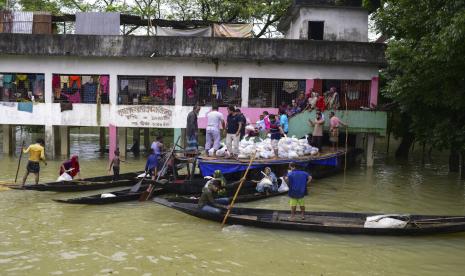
[75,12,120,35]
[33,12,52,34]
[0,10,13,33]
[12,11,33,34]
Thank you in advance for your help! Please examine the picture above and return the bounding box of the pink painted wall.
[109,124,117,161]
[370,76,379,108]
[198,107,279,129]
[305,79,315,96]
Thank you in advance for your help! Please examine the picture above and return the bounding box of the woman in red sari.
[59,155,82,180]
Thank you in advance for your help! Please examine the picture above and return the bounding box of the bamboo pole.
[221,152,257,228]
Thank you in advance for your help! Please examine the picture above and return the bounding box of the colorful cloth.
[17,102,33,113]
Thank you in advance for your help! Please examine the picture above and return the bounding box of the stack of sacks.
[237,136,318,159]
[208,143,230,158]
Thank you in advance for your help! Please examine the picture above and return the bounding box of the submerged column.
[44,125,55,159]
[109,124,117,161]
[2,124,13,155]
[60,126,70,157]
[355,133,364,149]
[173,128,182,148]
[118,127,127,159]
[143,128,150,152]
[99,127,106,153]
[366,134,375,167]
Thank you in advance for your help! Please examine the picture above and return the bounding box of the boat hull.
[153,198,465,236]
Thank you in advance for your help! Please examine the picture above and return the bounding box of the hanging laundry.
[81,75,92,84]
[99,75,109,94]
[60,75,69,88]
[213,23,253,38]
[60,102,73,112]
[17,102,33,113]
[69,75,81,89]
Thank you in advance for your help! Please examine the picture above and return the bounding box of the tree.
[373,1,465,175]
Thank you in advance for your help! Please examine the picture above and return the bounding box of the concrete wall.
[0,55,379,128]
[285,7,368,42]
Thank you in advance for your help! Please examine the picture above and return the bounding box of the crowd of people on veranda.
[185,87,347,158]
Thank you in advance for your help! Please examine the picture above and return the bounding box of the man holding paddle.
[21,138,47,186]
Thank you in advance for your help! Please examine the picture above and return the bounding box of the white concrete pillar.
[175,74,183,106]
[2,125,13,155]
[366,134,375,167]
[241,76,249,107]
[44,125,55,159]
[118,127,127,158]
[44,72,53,104]
[60,126,70,157]
[109,73,118,105]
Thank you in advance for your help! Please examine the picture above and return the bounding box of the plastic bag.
[57,172,72,182]
[278,177,289,192]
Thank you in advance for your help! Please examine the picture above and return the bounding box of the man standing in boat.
[329,111,348,151]
[186,105,200,153]
[21,138,47,186]
[205,104,225,157]
[225,105,242,158]
[285,162,312,220]
[308,110,325,152]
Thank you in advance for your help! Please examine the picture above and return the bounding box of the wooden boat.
[165,190,286,204]
[8,171,142,192]
[153,198,465,236]
[54,178,259,205]
[53,185,164,204]
[177,148,362,181]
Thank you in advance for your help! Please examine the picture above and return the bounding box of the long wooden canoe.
[153,198,465,236]
[8,171,142,192]
[53,185,164,204]
[54,178,259,205]
[165,190,286,204]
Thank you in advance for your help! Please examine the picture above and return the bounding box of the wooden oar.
[139,136,180,201]
[14,141,25,183]
[130,174,146,193]
[221,152,257,228]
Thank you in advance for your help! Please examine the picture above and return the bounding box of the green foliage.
[373,0,465,150]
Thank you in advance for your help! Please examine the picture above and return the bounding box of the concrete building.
[0,0,386,166]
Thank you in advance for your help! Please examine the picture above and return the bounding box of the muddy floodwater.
[0,131,464,275]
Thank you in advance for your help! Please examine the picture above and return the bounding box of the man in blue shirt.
[145,149,159,180]
[285,162,312,220]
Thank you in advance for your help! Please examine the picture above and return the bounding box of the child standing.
[108,149,123,181]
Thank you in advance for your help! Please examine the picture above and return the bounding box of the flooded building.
[0,0,386,166]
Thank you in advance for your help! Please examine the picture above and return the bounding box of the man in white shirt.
[205,104,225,157]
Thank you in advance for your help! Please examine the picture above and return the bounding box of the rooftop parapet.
[0,33,386,66]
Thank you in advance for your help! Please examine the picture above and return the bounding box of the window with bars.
[0,73,45,103]
[249,78,306,108]
[118,76,175,105]
[52,74,110,104]
[321,79,371,110]
[183,77,241,106]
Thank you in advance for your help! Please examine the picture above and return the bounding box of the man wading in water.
[22,138,47,186]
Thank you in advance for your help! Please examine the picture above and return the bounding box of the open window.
[308,21,324,40]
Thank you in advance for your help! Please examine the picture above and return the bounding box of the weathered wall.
[285,6,368,42]
[0,55,380,128]
[0,33,385,66]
